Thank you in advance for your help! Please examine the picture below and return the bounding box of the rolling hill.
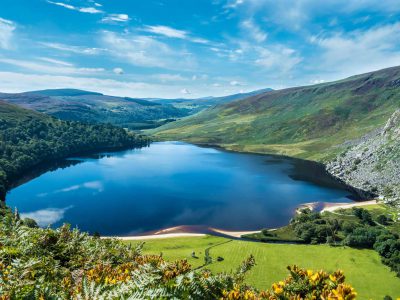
[0,89,188,130]
[151,66,400,162]
[0,88,272,130]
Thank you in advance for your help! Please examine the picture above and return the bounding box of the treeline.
[0,102,149,199]
[291,208,400,276]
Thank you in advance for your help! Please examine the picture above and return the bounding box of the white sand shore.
[109,233,206,240]
[321,200,377,212]
[102,226,261,240]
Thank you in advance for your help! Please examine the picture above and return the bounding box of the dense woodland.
[0,101,149,199]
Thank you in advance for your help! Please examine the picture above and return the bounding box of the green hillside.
[0,89,188,130]
[151,66,400,161]
[0,101,148,199]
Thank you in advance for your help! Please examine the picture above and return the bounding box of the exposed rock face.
[327,110,400,208]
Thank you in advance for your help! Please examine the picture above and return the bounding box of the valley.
[1,1,400,298]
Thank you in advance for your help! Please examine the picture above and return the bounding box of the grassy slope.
[151,66,400,162]
[125,236,400,299]
[0,100,51,123]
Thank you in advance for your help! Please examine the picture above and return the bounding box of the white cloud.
[40,42,105,55]
[143,25,210,44]
[144,25,188,39]
[102,14,130,23]
[309,79,325,84]
[230,80,242,86]
[0,58,104,75]
[241,19,267,43]
[314,22,400,77]
[254,45,302,73]
[181,88,191,94]
[21,206,72,227]
[47,1,103,14]
[101,31,196,70]
[113,67,124,74]
[38,57,74,66]
[154,73,187,82]
[225,0,244,9]
[0,18,16,49]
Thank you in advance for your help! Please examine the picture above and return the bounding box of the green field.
[125,236,400,299]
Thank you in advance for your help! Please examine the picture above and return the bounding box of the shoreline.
[103,200,378,241]
[103,225,261,240]
[321,199,378,212]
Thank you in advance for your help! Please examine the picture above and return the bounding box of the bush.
[376,214,389,225]
[344,227,383,248]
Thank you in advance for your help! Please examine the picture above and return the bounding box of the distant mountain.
[27,88,103,97]
[0,90,188,130]
[149,88,273,112]
[0,88,272,129]
[151,66,400,162]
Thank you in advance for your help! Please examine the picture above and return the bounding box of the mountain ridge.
[151,65,400,162]
[0,88,271,130]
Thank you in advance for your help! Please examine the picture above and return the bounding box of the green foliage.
[0,206,260,299]
[0,102,148,198]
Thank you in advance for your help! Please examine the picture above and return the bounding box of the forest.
[0,101,149,199]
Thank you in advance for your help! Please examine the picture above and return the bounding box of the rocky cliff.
[327,110,400,208]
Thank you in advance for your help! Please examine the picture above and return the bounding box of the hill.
[151,66,400,162]
[28,88,103,97]
[0,88,272,130]
[0,89,188,130]
[150,88,273,113]
[0,101,148,199]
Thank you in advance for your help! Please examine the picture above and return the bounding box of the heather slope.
[152,66,400,161]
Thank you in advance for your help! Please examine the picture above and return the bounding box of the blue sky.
[0,0,400,98]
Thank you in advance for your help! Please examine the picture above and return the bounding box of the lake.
[7,141,355,235]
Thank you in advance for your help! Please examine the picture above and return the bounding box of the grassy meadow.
[125,235,400,299]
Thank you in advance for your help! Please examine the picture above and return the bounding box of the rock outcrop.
[327,110,400,209]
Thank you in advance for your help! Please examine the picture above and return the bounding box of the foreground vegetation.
[128,235,400,299]
[0,205,360,299]
[151,66,400,162]
[0,101,149,199]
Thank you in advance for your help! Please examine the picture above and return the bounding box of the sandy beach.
[321,199,378,212]
[103,200,379,240]
[103,225,261,240]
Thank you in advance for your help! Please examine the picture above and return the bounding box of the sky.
[0,0,400,98]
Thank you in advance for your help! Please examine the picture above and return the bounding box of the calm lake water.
[7,142,355,235]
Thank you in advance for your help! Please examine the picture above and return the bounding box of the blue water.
[7,142,354,235]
